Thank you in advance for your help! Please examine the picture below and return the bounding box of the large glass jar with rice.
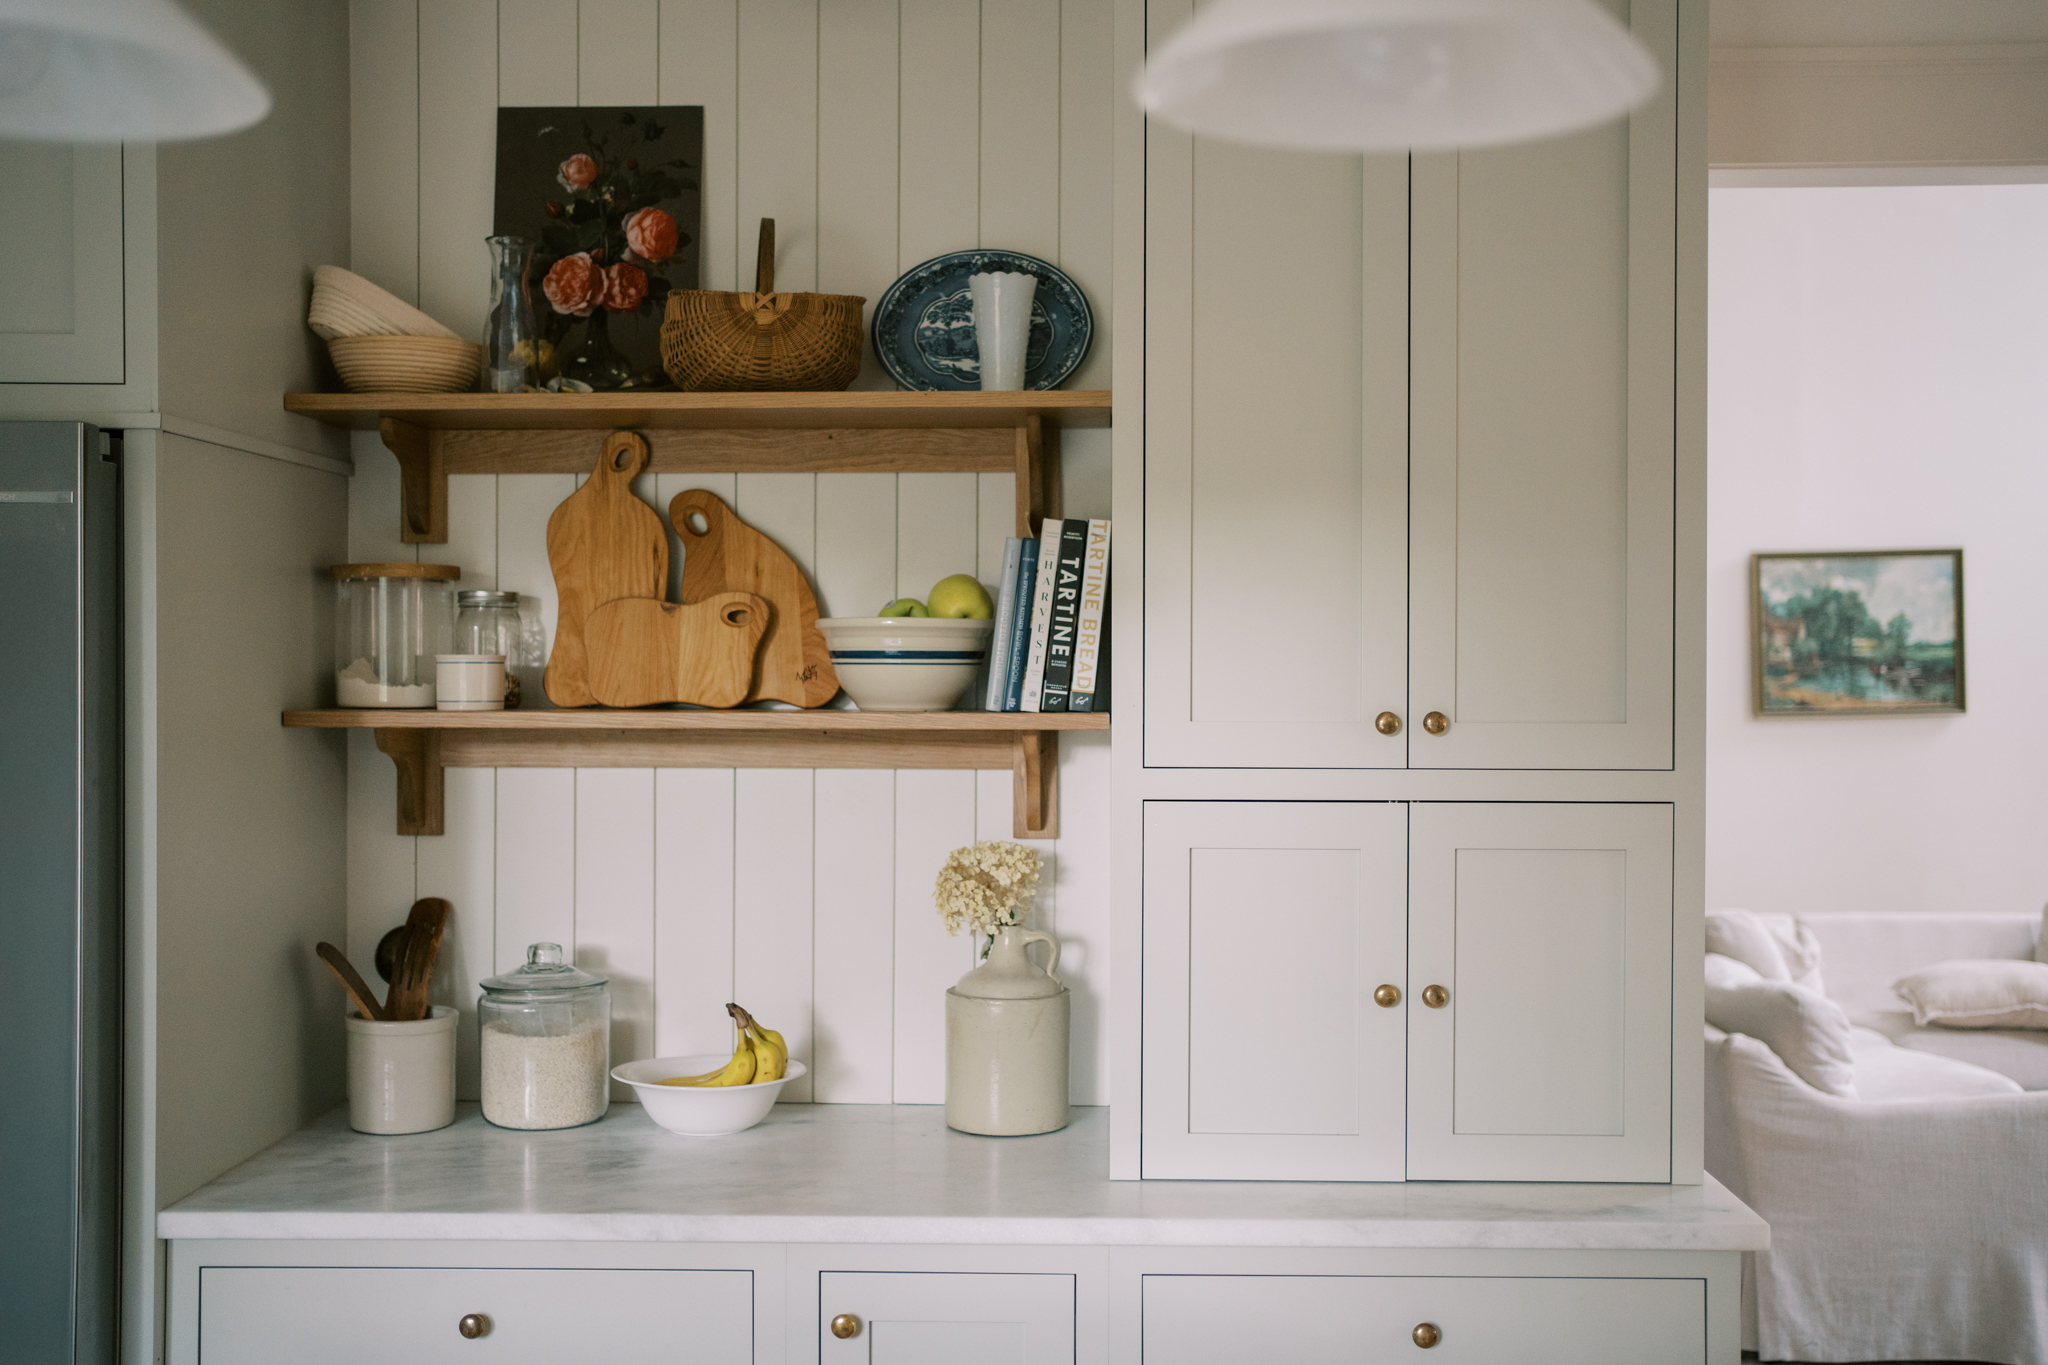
[477,943,610,1129]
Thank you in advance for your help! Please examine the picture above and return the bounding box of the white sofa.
[1705,910,2048,1365]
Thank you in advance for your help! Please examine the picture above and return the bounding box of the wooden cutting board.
[544,431,669,707]
[585,592,770,708]
[670,489,839,707]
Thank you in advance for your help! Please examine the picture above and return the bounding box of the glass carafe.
[481,235,539,393]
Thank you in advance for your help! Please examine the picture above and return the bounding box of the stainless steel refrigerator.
[0,422,122,1364]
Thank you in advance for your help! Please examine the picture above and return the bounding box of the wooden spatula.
[384,897,451,1023]
[317,942,387,1022]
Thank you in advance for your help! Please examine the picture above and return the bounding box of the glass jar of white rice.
[477,943,610,1129]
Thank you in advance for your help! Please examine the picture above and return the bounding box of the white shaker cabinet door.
[1143,18,1412,770]
[1407,803,1673,1181]
[1143,1273,1704,1365]
[819,1271,1074,1365]
[1142,801,1408,1180]
[0,143,125,383]
[198,1266,752,1363]
[1406,0,1677,771]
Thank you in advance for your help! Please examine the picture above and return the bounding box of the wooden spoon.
[316,942,387,1022]
[384,897,452,1023]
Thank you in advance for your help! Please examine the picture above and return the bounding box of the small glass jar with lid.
[478,943,611,1130]
[455,589,526,708]
[332,563,460,708]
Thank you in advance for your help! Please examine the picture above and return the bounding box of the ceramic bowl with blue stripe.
[816,617,995,712]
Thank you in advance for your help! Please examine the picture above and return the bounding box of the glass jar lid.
[330,562,463,583]
[458,590,521,609]
[479,942,608,999]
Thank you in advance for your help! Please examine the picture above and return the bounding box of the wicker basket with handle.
[660,218,866,391]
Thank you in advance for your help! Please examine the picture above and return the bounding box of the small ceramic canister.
[435,654,506,711]
[346,1005,457,1135]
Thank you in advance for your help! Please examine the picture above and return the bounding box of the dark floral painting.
[493,106,702,389]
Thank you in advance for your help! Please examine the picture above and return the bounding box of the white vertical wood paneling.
[417,768,495,1098]
[817,0,899,389]
[735,770,816,1100]
[1049,732,1109,1104]
[499,0,579,104]
[813,472,896,619]
[345,730,414,988]
[443,474,498,589]
[892,770,977,1103]
[734,472,817,580]
[660,0,739,289]
[812,770,896,1101]
[979,0,1061,259]
[417,0,497,341]
[1059,0,1114,392]
[737,0,819,292]
[653,768,737,1057]
[494,768,577,973]
[496,474,572,708]
[895,473,976,603]
[579,0,660,101]
[349,0,419,303]
[347,430,413,565]
[896,0,979,266]
[575,769,657,1097]
[656,470,736,605]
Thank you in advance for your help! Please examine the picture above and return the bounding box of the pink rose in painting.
[556,153,599,191]
[542,252,601,316]
[599,262,648,312]
[624,206,679,263]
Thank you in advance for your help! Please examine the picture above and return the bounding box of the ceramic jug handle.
[1016,929,1061,985]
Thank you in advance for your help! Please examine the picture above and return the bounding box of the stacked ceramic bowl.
[310,265,482,393]
[815,617,995,711]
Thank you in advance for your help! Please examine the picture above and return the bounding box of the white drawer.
[199,1266,751,1363]
[819,1271,1074,1365]
[1143,1274,1703,1364]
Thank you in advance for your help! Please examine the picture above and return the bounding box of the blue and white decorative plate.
[871,250,1093,392]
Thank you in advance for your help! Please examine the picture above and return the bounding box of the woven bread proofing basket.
[661,218,865,391]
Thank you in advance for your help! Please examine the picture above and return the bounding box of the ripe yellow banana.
[658,1025,756,1087]
[729,1003,787,1083]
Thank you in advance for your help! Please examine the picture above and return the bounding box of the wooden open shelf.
[285,709,1107,841]
[286,390,1110,544]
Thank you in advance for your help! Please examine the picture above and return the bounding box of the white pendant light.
[1137,0,1660,153]
[0,0,270,142]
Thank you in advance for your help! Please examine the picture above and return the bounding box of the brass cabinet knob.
[458,1314,489,1340]
[1375,711,1402,736]
[1413,1322,1442,1348]
[1422,711,1449,735]
[830,1313,862,1340]
[1373,983,1401,1008]
[1421,984,1449,1009]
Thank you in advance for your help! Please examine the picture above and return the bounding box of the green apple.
[878,598,929,617]
[928,573,994,619]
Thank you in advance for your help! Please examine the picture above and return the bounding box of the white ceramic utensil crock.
[346,1004,457,1135]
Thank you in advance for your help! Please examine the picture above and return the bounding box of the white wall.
[1707,185,2048,917]
[345,0,1115,1107]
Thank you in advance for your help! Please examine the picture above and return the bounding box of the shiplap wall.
[343,0,1113,1105]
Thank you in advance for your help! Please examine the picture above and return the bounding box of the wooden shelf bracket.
[380,417,447,544]
[1014,729,1058,839]
[373,727,444,836]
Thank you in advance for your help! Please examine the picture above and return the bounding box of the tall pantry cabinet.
[1108,0,1705,1183]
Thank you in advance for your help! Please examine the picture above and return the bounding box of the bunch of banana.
[658,1002,787,1087]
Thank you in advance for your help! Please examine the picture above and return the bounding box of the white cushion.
[1704,951,1762,990]
[1707,908,1825,993]
[1705,973,1858,1096]
[1892,959,2048,1029]
[1796,912,2037,1017]
[1896,1028,2048,1091]
[1849,1026,2025,1101]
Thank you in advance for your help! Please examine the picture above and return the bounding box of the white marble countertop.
[159,1104,1767,1250]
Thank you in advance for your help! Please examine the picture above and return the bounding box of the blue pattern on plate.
[871,250,1092,392]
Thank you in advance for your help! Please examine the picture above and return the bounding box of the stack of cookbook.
[984,517,1110,713]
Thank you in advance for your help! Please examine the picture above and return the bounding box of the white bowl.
[816,617,994,712]
[611,1056,807,1137]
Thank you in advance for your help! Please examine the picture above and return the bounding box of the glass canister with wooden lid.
[332,562,460,707]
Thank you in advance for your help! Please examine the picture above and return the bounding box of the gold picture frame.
[1751,549,1965,717]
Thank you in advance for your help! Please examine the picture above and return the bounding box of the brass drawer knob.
[458,1314,490,1340]
[1421,984,1449,1009]
[1422,711,1449,735]
[1375,711,1402,736]
[831,1313,862,1340]
[1373,983,1401,1008]
[1413,1321,1442,1348]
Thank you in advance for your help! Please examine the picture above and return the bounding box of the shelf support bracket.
[374,728,445,836]
[1014,415,1060,538]
[1013,730,1058,839]
[381,417,447,544]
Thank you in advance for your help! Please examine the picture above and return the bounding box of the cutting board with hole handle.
[545,431,669,707]
[671,489,839,707]
[585,592,771,708]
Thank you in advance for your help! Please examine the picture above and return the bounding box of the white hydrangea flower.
[934,840,1043,937]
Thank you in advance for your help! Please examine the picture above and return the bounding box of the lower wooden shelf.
[282,708,1108,839]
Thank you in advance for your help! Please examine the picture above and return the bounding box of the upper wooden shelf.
[284,389,1113,432]
[282,708,1108,731]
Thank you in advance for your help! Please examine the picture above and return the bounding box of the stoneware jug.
[945,924,1070,1136]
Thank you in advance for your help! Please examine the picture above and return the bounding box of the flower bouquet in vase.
[935,840,1069,1136]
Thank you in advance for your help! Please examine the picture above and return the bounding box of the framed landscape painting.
[1752,550,1965,716]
